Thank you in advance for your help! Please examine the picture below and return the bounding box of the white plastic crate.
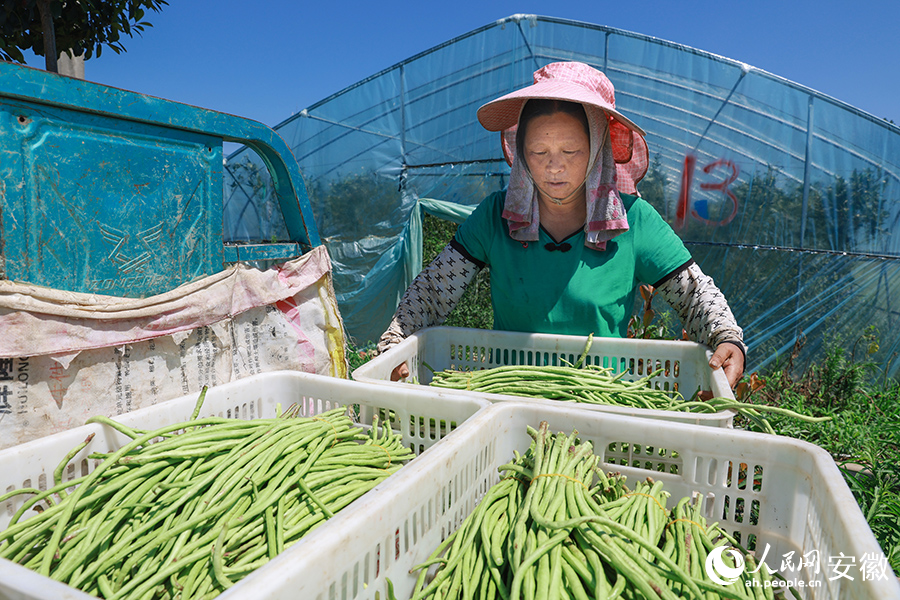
[353,326,737,426]
[0,371,490,600]
[222,401,900,600]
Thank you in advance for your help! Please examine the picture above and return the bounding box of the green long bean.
[0,394,414,600]
[430,361,830,432]
[410,422,782,600]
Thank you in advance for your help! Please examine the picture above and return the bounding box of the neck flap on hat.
[500,106,629,251]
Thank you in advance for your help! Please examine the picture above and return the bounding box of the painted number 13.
[676,155,739,228]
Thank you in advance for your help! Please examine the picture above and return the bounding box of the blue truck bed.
[0,61,319,297]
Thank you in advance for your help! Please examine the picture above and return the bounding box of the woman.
[377,62,746,386]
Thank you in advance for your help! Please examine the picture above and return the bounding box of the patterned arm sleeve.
[655,262,747,360]
[376,243,480,354]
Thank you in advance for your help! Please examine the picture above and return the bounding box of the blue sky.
[20,0,900,130]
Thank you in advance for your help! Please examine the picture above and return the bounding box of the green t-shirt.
[453,191,692,338]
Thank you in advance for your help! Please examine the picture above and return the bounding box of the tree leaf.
[0,0,168,71]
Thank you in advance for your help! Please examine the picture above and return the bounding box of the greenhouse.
[224,14,900,376]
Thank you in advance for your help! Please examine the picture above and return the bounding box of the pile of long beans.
[429,363,679,410]
[405,422,782,600]
[428,337,829,433]
[0,392,413,599]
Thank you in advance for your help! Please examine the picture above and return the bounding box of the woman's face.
[522,111,591,204]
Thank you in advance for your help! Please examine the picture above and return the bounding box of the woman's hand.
[709,343,745,389]
[390,362,410,381]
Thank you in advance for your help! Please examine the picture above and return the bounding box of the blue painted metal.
[0,61,320,297]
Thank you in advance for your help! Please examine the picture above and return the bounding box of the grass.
[734,334,900,574]
[347,339,377,375]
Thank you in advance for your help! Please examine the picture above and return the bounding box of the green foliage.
[422,210,455,261]
[808,168,892,250]
[841,445,900,574]
[423,212,493,330]
[626,284,680,340]
[738,334,900,573]
[747,328,885,420]
[0,0,168,68]
[345,339,376,377]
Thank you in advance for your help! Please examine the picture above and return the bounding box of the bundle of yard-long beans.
[429,363,679,410]
[405,422,784,600]
[428,340,830,434]
[0,392,414,600]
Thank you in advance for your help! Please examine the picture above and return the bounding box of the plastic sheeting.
[224,14,900,377]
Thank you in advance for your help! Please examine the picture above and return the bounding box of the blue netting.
[224,14,900,376]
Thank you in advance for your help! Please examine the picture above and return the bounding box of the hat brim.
[477,79,645,137]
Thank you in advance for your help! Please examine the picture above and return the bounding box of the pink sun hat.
[477,61,649,192]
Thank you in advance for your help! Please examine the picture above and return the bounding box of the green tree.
[0,0,167,73]
[808,168,892,250]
